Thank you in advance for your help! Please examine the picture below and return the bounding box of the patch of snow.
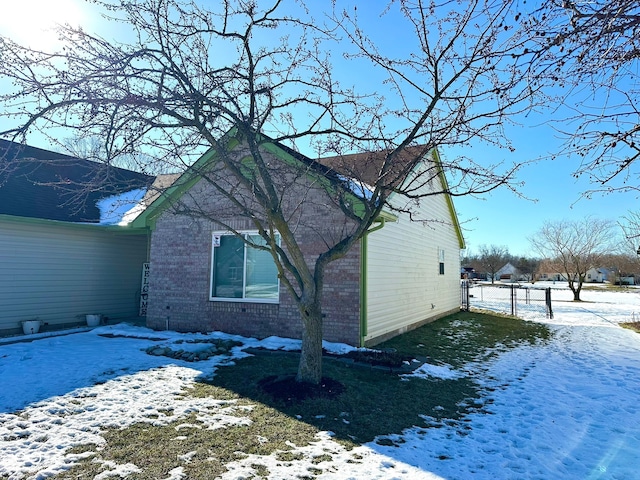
[163,466,186,480]
[94,462,141,480]
[96,188,146,225]
[337,174,375,200]
[405,362,463,380]
[1,289,640,479]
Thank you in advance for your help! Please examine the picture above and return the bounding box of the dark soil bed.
[340,349,414,368]
[244,347,417,369]
[258,375,345,404]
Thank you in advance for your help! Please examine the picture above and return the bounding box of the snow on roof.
[96,188,147,225]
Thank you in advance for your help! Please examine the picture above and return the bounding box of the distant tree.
[601,253,639,286]
[617,212,640,283]
[0,0,536,384]
[477,245,510,284]
[619,211,640,256]
[461,251,484,280]
[520,0,640,196]
[530,218,615,300]
[513,256,540,283]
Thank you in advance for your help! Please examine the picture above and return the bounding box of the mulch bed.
[339,349,415,368]
[98,333,169,341]
[258,374,345,404]
[243,347,427,374]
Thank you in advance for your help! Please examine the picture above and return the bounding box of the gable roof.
[0,139,153,223]
[318,147,465,249]
[129,130,464,249]
[317,145,429,188]
[130,131,398,229]
[497,262,519,276]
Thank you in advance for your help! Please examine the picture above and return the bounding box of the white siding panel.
[365,182,461,343]
[0,217,148,332]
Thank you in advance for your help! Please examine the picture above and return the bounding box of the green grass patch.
[381,310,551,368]
[54,311,550,479]
[621,322,640,333]
[208,351,479,445]
[58,395,319,479]
[207,311,549,445]
[584,284,636,292]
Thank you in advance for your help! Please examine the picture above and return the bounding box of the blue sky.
[1,0,637,258]
[451,121,639,257]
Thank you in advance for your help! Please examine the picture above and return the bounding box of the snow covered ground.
[1,284,640,479]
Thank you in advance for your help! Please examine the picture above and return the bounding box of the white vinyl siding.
[364,176,461,343]
[0,216,148,333]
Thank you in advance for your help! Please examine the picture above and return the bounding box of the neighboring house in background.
[495,262,520,282]
[536,258,569,283]
[460,266,487,281]
[461,266,488,281]
[131,133,465,347]
[606,268,637,286]
[585,268,607,283]
[620,275,637,286]
[461,266,474,279]
[537,272,564,282]
[0,139,153,335]
[536,266,634,284]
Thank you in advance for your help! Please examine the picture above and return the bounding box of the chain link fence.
[461,281,553,320]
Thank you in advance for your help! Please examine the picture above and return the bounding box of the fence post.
[545,287,554,319]
[511,284,517,317]
[461,280,470,311]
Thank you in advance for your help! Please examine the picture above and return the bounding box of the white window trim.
[209,231,280,304]
[438,247,445,275]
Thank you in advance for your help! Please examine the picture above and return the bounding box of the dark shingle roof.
[316,145,432,188]
[0,139,154,223]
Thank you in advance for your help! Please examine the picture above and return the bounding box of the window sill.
[209,297,280,304]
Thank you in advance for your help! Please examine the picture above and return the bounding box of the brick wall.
[146,152,362,345]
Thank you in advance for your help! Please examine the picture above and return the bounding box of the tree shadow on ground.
[206,311,550,445]
[206,350,481,445]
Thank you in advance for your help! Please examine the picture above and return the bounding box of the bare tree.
[601,253,639,285]
[62,135,158,174]
[0,0,535,384]
[477,244,510,284]
[619,210,640,255]
[617,211,640,281]
[520,0,640,196]
[513,256,540,283]
[530,217,615,300]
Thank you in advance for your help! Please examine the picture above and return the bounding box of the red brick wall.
[146,157,362,345]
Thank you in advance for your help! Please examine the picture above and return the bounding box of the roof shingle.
[0,139,153,223]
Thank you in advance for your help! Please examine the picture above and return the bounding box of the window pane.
[212,235,244,298]
[245,235,279,299]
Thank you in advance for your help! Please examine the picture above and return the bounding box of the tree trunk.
[573,286,582,301]
[296,301,324,384]
[569,280,582,301]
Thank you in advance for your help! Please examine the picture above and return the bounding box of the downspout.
[360,218,386,347]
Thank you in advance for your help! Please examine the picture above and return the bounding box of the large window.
[210,233,280,302]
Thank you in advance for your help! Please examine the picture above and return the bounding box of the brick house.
[131,132,464,347]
